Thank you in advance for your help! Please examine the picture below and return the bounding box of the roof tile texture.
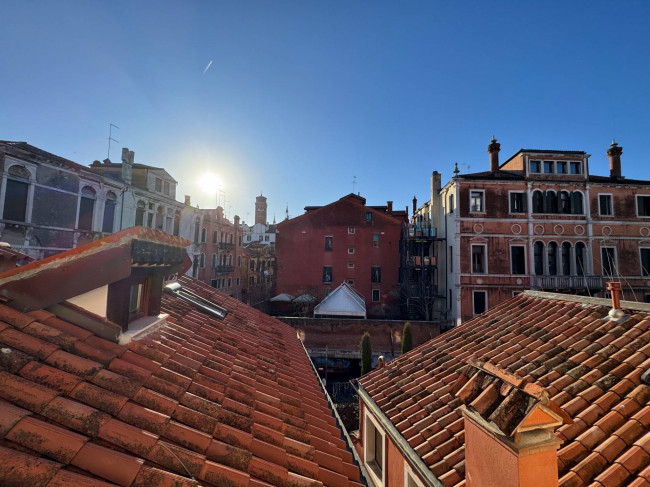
[0,275,360,486]
[359,292,650,487]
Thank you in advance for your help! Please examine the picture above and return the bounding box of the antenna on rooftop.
[352,175,357,193]
[107,123,119,160]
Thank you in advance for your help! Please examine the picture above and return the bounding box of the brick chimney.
[488,137,501,173]
[184,195,191,205]
[413,196,417,215]
[454,359,571,487]
[607,141,623,179]
[387,201,393,214]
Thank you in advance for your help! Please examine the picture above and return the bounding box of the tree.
[360,332,372,376]
[401,321,413,355]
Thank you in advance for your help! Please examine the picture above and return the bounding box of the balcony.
[530,275,603,292]
[215,265,234,274]
[408,224,436,238]
[218,242,234,251]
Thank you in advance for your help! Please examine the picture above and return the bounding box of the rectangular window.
[470,191,484,212]
[364,413,384,485]
[102,200,116,233]
[471,245,486,273]
[371,266,381,283]
[511,246,526,275]
[509,192,526,213]
[556,161,567,174]
[637,196,650,216]
[264,235,269,241]
[601,247,617,277]
[473,291,487,315]
[347,262,355,268]
[348,247,355,254]
[348,279,355,286]
[236,277,240,286]
[641,249,650,277]
[373,233,379,247]
[211,279,217,288]
[543,161,554,173]
[163,181,170,195]
[448,194,454,213]
[599,194,613,216]
[3,179,29,222]
[227,278,232,287]
[405,465,425,487]
[570,161,582,174]
[365,211,373,222]
[325,236,333,251]
[78,197,94,231]
[348,226,355,234]
[155,178,162,192]
[323,266,332,283]
[530,160,541,173]
[249,277,254,285]
[372,289,380,302]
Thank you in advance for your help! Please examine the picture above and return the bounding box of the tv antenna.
[352,175,357,193]
[107,123,119,160]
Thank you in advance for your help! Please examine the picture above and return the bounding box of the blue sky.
[2,1,650,224]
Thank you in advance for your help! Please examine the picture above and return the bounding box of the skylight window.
[163,282,227,320]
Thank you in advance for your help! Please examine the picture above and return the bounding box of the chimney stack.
[184,195,191,205]
[607,140,623,179]
[412,196,417,215]
[488,137,501,173]
[454,359,570,487]
[387,201,393,214]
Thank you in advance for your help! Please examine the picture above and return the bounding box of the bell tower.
[255,195,267,225]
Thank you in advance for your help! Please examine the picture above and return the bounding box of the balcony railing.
[218,242,234,250]
[215,265,234,274]
[408,224,436,238]
[408,256,437,267]
[530,275,603,291]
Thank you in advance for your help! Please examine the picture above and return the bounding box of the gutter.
[355,382,445,487]
[297,335,370,486]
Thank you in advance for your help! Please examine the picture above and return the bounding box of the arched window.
[199,253,205,268]
[548,242,558,276]
[532,190,544,213]
[561,242,571,276]
[211,253,217,268]
[78,186,96,231]
[102,191,117,233]
[201,227,207,243]
[4,165,31,222]
[571,192,583,214]
[213,230,218,244]
[534,241,544,275]
[559,191,571,214]
[545,190,558,213]
[575,242,586,275]
[135,201,146,226]
[250,260,255,270]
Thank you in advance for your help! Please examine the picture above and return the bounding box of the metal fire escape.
[399,222,446,320]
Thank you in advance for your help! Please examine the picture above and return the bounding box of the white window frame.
[372,289,380,302]
[348,247,355,254]
[471,244,487,274]
[510,245,526,275]
[530,160,541,174]
[556,161,567,174]
[348,279,355,286]
[404,462,425,487]
[364,410,386,487]
[508,190,526,214]
[469,190,485,213]
[569,161,582,175]
[543,160,554,174]
[601,246,618,278]
[599,193,614,217]
[640,247,650,278]
[348,262,355,268]
[473,290,487,316]
[348,226,356,234]
[636,195,650,217]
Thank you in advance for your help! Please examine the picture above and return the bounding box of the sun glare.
[198,172,223,194]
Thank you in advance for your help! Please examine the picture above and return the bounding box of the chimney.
[607,140,623,179]
[412,196,417,215]
[607,281,625,319]
[121,148,134,184]
[454,359,570,487]
[387,201,393,214]
[488,137,501,173]
[184,195,191,205]
[234,215,240,226]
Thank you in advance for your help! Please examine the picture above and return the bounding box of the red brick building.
[276,194,407,318]
[194,206,243,298]
[433,139,650,324]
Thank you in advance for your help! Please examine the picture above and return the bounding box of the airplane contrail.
[203,60,213,75]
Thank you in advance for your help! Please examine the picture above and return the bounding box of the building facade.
[194,206,243,298]
[434,139,650,324]
[0,141,200,265]
[276,193,407,318]
[243,195,277,246]
[240,241,276,310]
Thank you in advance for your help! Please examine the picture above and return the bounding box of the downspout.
[297,335,370,486]
[355,382,445,487]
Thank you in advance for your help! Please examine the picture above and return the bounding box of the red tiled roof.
[359,291,650,487]
[0,275,362,487]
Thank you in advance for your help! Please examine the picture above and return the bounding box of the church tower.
[255,195,267,225]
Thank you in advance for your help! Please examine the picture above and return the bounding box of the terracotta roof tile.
[0,272,361,486]
[358,291,650,487]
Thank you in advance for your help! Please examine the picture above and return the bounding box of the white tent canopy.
[270,293,294,302]
[314,282,366,318]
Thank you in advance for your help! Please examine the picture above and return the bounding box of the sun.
[198,172,223,195]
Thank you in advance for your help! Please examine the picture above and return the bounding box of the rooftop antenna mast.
[107,123,119,160]
[352,175,357,194]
